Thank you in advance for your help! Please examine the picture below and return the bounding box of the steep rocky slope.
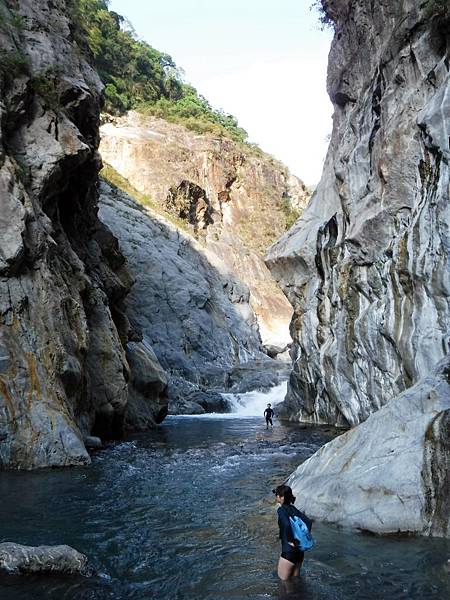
[268,0,450,427]
[267,0,450,535]
[0,0,167,469]
[100,113,309,353]
[99,181,287,414]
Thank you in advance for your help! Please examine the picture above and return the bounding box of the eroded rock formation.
[267,0,450,536]
[100,113,309,353]
[99,181,287,414]
[287,357,450,536]
[267,0,450,427]
[0,542,92,576]
[0,0,167,469]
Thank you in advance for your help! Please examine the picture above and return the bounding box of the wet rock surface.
[0,542,92,576]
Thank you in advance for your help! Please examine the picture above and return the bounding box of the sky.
[108,0,334,185]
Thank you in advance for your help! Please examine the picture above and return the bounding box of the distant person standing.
[264,403,274,429]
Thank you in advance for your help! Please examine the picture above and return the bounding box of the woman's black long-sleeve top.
[277,504,312,553]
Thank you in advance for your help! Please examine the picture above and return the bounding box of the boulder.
[287,359,450,536]
[0,542,92,576]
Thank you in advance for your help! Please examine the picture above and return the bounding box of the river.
[0,383,449,599]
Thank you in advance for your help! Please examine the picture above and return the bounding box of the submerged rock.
[0,542,92,576]
[287,358,450,537]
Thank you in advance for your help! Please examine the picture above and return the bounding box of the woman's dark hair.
[272,484,296,504]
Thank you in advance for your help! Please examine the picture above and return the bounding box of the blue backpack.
[289,515,315,551]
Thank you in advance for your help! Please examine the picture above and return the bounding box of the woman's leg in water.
[277,555,304,580]
[277,556,295,580]
[292,556,304,577]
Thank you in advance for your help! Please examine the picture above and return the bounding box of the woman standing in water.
[273,484,312,580]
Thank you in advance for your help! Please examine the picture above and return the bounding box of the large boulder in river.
[287,358,450,536]
[267,0,450,427]
[0,542,92,576]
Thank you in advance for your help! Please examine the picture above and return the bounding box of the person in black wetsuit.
[264,403,274,429]
[273,484,313,580]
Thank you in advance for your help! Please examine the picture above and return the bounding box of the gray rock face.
[267,1,450,427]
[99,181,284,413]
[0,542,92,576]
[100,113,310,352]
[287,358,450,536]
[0,0,167,469]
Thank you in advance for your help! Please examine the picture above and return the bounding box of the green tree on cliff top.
[68,0,248,143]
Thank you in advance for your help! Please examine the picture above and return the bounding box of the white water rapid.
[224,380,288,416]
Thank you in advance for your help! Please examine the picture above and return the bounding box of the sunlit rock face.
[288,357,450,537]
[267,0,450,427]
[100,113,310,353]
[0,0,167,469]
[99,181,287,414]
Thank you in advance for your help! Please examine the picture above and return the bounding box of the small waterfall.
[224,380,288,416]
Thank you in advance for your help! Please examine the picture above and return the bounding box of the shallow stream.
[0,385,449,599]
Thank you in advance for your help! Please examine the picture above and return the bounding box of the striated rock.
[0,542,92,576]
[100,113,310,352]
[99,181,284,413]
[0,0,167,469]
[267,0,450,427]
[287,358,450,536]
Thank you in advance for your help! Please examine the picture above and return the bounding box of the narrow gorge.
[0,1,449,598]
[0,0,307,466]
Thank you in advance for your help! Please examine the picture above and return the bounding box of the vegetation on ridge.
[68,0,248,143]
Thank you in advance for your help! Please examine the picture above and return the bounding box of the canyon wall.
[267,0,450,427]
[267,0,450,535]
[100,113,309,354]
[99,182,286,414]
[0,0,167,469]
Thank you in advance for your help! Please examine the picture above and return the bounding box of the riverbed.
[0,386,449,600]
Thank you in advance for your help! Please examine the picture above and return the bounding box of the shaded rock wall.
[100,113,310,353]
[0,0,167,469]
[267,0,450,426]
[99,181,286,414]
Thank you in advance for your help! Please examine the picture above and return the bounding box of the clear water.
[0,413,449,600]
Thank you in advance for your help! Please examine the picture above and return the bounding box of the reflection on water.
[0,416,449,600]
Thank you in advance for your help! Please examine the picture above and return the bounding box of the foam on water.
[224,380,287,416]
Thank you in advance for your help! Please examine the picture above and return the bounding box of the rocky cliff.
[100,113,309,354]
[267,0,450,535]
[0,0,167,469]
[267,0,450,427]
[99,181,287,414]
